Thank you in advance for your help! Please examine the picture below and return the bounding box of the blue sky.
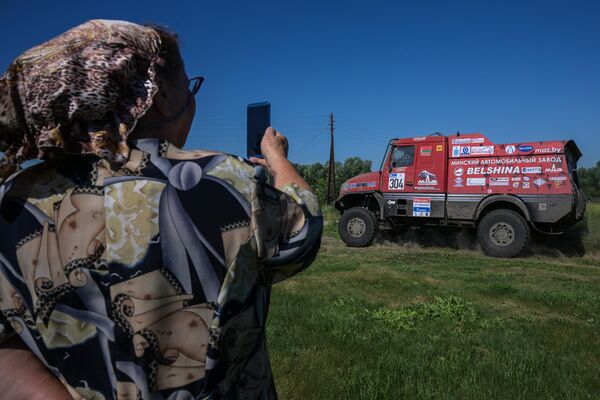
[1,0,599,167]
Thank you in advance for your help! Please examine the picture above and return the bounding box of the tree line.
[294,157,372,203]
[295,158,600,203]
[578,161,600,201]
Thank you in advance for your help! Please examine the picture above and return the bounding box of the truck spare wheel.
[338,207,377,247]
[477,209,530,257]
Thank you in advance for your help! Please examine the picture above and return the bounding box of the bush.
[579,161,600,201]
[295,157,372,203]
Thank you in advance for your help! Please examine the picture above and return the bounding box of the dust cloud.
[375,226,480,251]
[374,222,587,258]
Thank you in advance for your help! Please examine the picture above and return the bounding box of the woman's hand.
[249,127,289,169]
[249,127,311,192]
[260,127,289,161]
[0,336,72,399]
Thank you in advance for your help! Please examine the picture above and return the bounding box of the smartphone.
[247,102,271,158]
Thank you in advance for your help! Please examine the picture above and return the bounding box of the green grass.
[267,204,600,399]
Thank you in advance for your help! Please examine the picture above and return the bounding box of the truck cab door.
[414,142,446,192]
[382,145,416,192]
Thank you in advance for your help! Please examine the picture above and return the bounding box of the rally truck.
[335,133,586,257]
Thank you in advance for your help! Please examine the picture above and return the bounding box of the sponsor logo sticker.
[413,197,431,217]
[417,170,438,185]
[522,166,542,174]
[505,145,516,154]
[436,144,443,152]
[489,177,509,186]
[345,181,377,190]
[549,176,567,181]
[544,165,563,174]
[467,166,520,175]
[460,146,471,156]
[454,177,464,187]
[452,138,471,144]
[454,167,464,177]
[523,182,530,189]
[470,146,494,155]
[512,177,521,181]
[451,137,485,144]
[513,182,520,188]
[467,177,486,186]
[518,145,534,153]
[421,146,432,156]
[388,172,405,190]
[534,146,561,154]
[533,178,547,187]
[452,146,461,157]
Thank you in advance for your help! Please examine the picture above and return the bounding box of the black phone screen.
[247,102,271,158]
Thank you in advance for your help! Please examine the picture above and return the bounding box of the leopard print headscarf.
[0,20,164,181]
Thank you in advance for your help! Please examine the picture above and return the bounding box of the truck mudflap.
[575,187,586,220]
[555,184,587,229]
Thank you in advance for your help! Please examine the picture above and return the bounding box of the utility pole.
[326,112,336,205]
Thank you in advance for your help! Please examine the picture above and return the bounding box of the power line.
[337,122,392,137]
[276,123,329,130]
[274,114,329,121]
[336,126,388,139]
[293,129,328,155]
[335,129,384,146]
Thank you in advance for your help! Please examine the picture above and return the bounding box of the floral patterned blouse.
[0,139,322,400]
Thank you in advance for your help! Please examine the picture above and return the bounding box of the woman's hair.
[0,20,185,181]
[147,24,185,82]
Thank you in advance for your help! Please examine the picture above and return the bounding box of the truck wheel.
[339,207,377,247]
[477,209,530,258]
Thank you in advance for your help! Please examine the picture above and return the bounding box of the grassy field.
[267,203,600,399]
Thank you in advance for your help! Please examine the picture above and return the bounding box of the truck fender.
[335,191,386,219]
[371,192,386,218]
[474,195,531,222]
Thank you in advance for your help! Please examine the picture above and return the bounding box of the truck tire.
[339,207,376,247]
[477,209,530,258]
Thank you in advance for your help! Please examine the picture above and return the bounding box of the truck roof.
[391,133,581,161]
[391,133,446,146]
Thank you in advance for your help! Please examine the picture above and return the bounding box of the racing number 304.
[389,172,405,190]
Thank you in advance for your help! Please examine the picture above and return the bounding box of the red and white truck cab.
[335,133,586,257]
